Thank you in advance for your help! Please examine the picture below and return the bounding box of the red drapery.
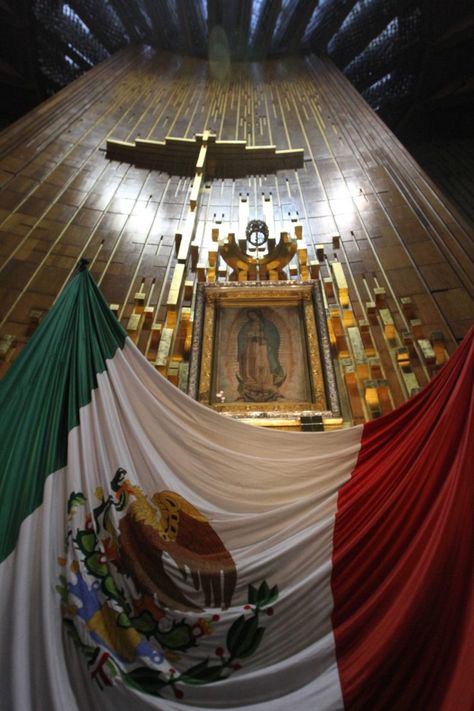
[332,327,474,710]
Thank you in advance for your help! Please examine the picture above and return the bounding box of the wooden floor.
[0,47,472,421]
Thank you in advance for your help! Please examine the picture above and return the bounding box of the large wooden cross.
[106,129,303,203]
[106,130,304,310]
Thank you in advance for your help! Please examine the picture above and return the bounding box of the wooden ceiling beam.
[37,23,94,70]
[207,0,221,32]
[274,0,318,53]
[328,0,413,67]
[0,0,42,108]
[252,0,282,59]
[107,0,148,43]
[307,0,358,52]
[238,0,252,43]
[207,0,252,59]
[143,0,178,50]
[66,0,126,54]
[175,0,207,56]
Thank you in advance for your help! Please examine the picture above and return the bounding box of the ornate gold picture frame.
[188,281,340,424]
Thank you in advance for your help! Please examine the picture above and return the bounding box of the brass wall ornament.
[188,281,341,425]
[218,228,297,281]
[245,220,269,247]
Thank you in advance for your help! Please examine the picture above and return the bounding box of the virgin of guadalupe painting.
[189,281,340,420]
[211,304,313,405]
[236,309,286,402]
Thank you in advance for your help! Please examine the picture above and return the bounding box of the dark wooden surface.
[0,47,472,418]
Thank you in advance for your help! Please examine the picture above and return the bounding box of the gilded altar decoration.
[218,218,298,282]
[57,468,278,698]
[188,281,340,422]
[218,230,297,281]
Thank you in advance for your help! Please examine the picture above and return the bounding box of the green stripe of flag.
[0,269,126,562]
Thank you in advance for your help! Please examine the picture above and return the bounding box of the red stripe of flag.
[331,328,474,711]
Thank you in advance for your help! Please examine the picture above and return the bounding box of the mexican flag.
[0,267,472,711]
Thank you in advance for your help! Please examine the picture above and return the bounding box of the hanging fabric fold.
[0,270,472,711]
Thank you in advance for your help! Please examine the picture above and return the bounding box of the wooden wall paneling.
[0,46,472,423]
[306,55,473,337]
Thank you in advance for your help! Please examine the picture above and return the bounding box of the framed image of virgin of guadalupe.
[188,281,340,423]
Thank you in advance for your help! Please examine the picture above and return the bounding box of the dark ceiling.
[0,0,473,140]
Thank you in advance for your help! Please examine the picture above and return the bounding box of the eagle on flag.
[94,468,237,612]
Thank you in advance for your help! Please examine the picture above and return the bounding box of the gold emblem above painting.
[188,280,340,423]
